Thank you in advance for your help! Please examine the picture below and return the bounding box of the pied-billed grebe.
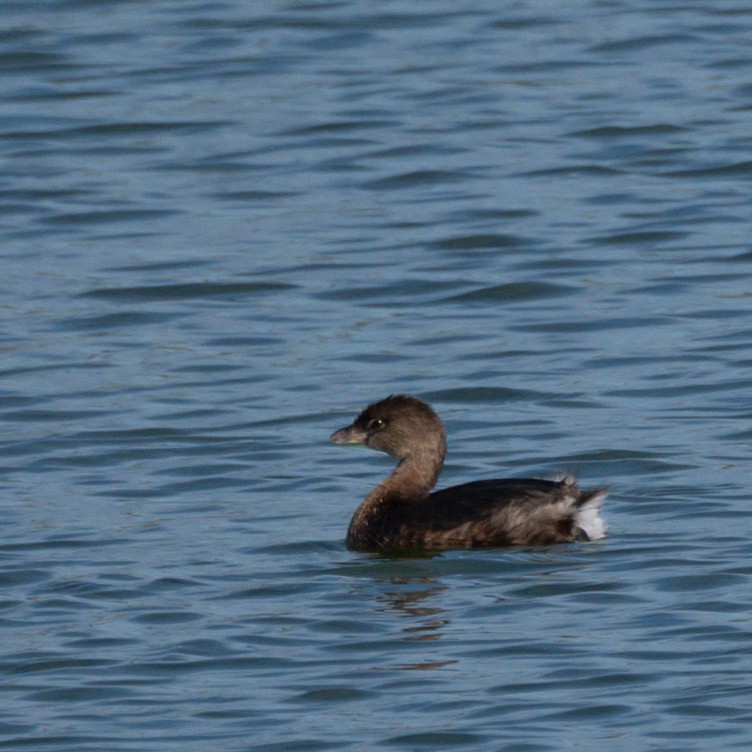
[331,395,607,552]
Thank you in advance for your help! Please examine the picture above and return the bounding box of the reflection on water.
[378,578,449,643]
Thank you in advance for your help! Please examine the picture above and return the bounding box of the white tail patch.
[575,490,608,541]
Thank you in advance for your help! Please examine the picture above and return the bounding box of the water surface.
[1,2,752,750]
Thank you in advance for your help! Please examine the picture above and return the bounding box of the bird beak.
[330,424,368,445]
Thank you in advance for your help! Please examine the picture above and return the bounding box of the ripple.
[54,311,178,331]
[424,386,550,403]
[588,230,687,246]
[431,233,531,251]
[663,160,752,177]
[445,281,574,304]
[573,124,688,138]
[79,281,297,302]
[363,170,469,190]
[42,209,179,225]
[385,731,486,747]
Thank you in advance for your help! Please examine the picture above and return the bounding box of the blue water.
[1,1,752,750]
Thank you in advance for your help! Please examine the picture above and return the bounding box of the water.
[1,1,751,749]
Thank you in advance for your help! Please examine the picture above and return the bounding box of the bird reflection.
[376,577,448,641]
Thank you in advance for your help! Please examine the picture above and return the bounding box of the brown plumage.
[330,395,607,552]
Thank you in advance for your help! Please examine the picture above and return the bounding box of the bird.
[330,394,607,552]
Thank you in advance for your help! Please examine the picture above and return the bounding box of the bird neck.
[374,436,446,502]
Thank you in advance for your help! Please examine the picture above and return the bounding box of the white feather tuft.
[575,490,608,541]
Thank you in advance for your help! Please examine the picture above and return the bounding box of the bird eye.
[367,418,385,431]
